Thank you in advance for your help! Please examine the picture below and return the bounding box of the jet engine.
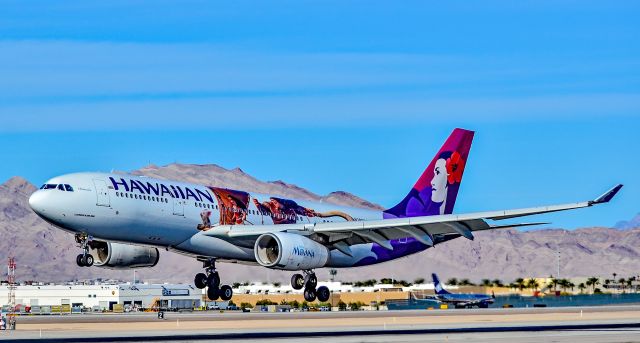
[89,241,160,269]
[254,232,329,270]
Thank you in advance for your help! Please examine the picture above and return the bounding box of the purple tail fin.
[383,128,474,218]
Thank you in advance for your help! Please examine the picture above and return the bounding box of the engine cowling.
[89,241,160,269]
[254,232,329,270]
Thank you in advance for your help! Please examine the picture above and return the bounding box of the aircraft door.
[93,179,110,207]
[172,197,184,216]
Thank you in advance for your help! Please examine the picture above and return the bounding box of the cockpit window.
[40,183,74,191]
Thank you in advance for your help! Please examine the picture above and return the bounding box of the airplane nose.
[29,190,47,215]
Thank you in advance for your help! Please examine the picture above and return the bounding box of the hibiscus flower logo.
[446,151,465,184]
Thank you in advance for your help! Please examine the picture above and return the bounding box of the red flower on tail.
[446,151,465,184]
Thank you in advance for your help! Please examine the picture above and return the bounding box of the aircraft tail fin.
[383,128,474,218]
[432,273,451,295]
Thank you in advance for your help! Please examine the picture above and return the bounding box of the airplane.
[431,273,494,308]
[27,128,623,303]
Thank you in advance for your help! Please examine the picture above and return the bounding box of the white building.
[0,283,201,312]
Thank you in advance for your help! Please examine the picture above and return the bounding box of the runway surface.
[2,305,639,342]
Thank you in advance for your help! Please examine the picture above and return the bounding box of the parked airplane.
[28,128,622,303]
[431,273,494,308]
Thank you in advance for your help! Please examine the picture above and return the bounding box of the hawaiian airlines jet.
[28,129,622,303]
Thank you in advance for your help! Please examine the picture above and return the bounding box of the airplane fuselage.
[29,172,420,268]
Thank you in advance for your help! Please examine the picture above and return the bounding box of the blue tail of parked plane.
[432,273,451,295]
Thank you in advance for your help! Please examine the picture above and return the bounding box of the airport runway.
[2,305,640,342]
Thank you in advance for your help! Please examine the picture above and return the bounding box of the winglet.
[590,184,623,205]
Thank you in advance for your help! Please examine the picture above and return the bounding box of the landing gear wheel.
[84,254,94,267]
[220,285,233,301]
[76,254,84,267]
[207,286,220,301]
[303,288,317,302]
[316,286,331,302]
[74,233,93,267]
[291,274,305,290]
[194,273,207,289]
[304,273,318,289]
[207,272,220,288]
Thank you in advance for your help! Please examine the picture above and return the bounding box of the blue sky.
[0,1,638,228]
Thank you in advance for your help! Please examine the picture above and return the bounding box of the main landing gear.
[292,271,330,302]
[194,259,233,301]
[75,233,94,267]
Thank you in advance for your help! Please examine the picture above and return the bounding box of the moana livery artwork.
[253,197,354,225]
[197,187,251,230]
[197,187,355,230]
[383,128,473,218]
[211,187,250,225]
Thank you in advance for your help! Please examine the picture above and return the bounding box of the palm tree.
[549,276,558,292]
[329,269,338,282]
[527,278,540,292]
[627,277,636,291]
[613,273,617,282]
[492,279,503,287]
[459,279,474,286]
[446,278,458,286]
[618,278,627,292]
[481,279,492,287]
[515,278,525,291]
[586,277,600,293]
[558,279,570,293]
[578,282,586,293]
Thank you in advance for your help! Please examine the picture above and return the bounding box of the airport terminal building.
[0,283,201,312]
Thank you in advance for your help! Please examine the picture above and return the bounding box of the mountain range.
[1,163,638,284]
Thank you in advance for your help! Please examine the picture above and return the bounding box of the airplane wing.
[453,298,495,307]
[202,184,622,253]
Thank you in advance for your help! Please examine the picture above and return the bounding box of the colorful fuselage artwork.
[197,186,355,230]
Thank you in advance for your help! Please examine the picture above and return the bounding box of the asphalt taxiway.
[2,305,639,342]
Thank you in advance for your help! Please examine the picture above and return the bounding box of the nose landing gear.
[194,259,233,301]
[292,271,330,302]
[75,233,94,267]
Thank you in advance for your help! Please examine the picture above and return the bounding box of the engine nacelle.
[254,232,329,270]
[89,241,159,269]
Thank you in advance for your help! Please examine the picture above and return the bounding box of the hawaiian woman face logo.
[430,151,465,214]
[431,159,448,203]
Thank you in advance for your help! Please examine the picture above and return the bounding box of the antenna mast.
[7,258,16,326]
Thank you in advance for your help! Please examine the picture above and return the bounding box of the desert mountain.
[1,164,638,284]
[616,213,640,230]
